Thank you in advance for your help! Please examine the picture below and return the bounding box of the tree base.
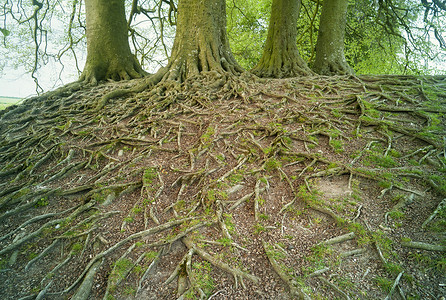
[313,58,355,76]
[252,56,313,78]
[79,56,147,85]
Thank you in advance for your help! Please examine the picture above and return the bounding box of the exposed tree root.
[401,241,446,251]
[319,232,355,246]
[0,74,445,299]
[422,198,446,229]
[262,240,311,300]
[71,259,103,300]
[318,276,351,300]
[384,272,404,300]
[183,236,260,285]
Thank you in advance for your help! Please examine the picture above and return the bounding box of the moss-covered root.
[262,240,311,300]
[401,241,446,251]
[71,259,103,300]
[182,236,260,286]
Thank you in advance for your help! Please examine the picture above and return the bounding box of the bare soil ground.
[0,74,445,300]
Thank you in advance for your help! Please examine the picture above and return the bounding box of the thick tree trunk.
[80,0,146,84]
[156,0,242,83]
[252,0,312,78]
[313,0,354,75]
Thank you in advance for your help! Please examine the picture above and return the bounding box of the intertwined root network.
[0,74,445,299]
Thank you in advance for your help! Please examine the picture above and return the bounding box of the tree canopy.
[0,0,445,93]
[1,1,445,300]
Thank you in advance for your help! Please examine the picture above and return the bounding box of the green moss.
[253,223,266,234]
[259,213,269,220]
[388,210,405,220]
[144,251,158,260]
[190,261,215,297]
[123,217,134,223]
[143,167,157,186]
[364,151,398,168]
[374,276,392,292]
[71,242,83,255]
[378,180,392,189]
[201,126,215,144]
[265,244,286,260]
[216,237,232,247]
[329,139,344,153]
[264,158,282,172]
[110,258,133,282]
[131,206,142,214]
[384,262,403,275]
[34,197,49,207]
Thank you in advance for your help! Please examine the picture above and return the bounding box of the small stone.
[118,149,124,156]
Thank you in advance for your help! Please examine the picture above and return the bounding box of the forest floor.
[0,73,445,300]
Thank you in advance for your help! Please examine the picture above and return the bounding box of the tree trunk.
[80,0,146,84]
[313,0,354,75]
[251,0,312,78]
[155,0,242,83]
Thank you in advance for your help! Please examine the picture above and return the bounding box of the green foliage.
[186,261,215,298]
[223,214,236,235]
[216,237,232,247]
[109,258,133,282]
[298,184,322,206]
[228,172,244,184]
[123,286,136,296]
[304,244,332,273]
[226,0,271,69]
[345,0,440,74]
[436,258,446,272]
[388,210,405,221]
[329,139,344,153]
[144,251,158,261]
[123,217,134,223]
[429,175,446,195]
[201,126,215,144]
[253,222,266,234]
[265,244,286,260]
[374,276,393,292]
[34,197,49,207]
[0,258,7,270]
[264,157,282,172]
[92,189,110,204]
[71,242,83,255]
[364,152,398,168]
[143,167,157,186]
[259,213,269,220]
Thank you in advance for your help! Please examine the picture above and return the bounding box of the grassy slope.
[0,96,22,110]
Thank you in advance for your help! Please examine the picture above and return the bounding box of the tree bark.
[154,0,242,83]
[79,0,146,84]
[313,0,354,75]
[252,0,312,78]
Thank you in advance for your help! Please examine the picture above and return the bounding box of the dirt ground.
[0,74,445,299]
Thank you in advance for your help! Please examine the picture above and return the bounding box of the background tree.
[79,0,146,84]
[150,0,243,83]
[251,0,312,78]
[126,0,176,70]
[226,0,271,70]
[1,0,445,95]
[313,0,353,75]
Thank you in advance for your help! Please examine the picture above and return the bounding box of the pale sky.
[0,68,39,98]
[0,60,82,99]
